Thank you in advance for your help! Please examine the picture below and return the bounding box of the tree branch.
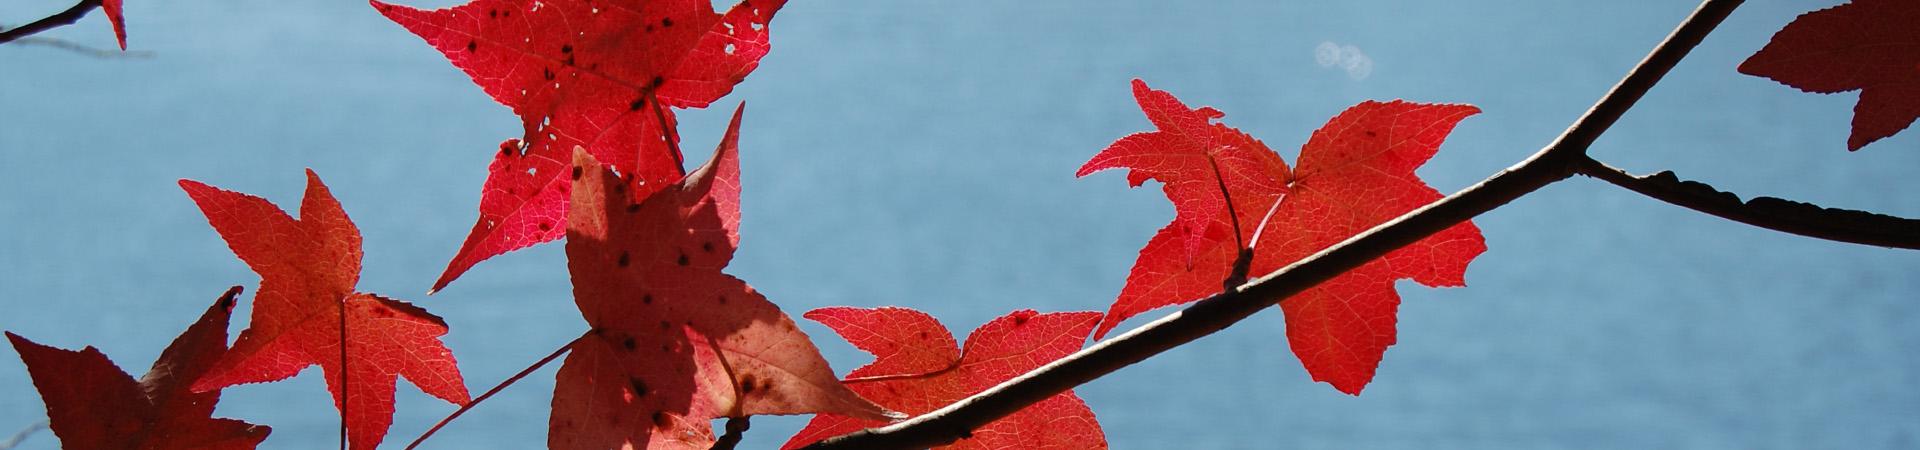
[0,0,103,46]
[1577,156,1920,249]
[709,416,750,450]
[12,36,151,58]
[800,1,1743,448]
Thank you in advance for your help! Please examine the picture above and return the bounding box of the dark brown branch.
[1577,156,1920,249]
[0,0,103,46]
[404,336,577,450]
[800,1,1742,448]
[709,417,750,450]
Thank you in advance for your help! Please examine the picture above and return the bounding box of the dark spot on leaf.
[488,9,497,18]
[501,10,509,17]
[630,98,645,111]
[740,375,757,394]
[629,377,648,397]
[644,24,654,32]
[539,222,552,231]
[564,55,576,66]
[677,253,689,266]
[661,17,673,27]
[652,412,672,429]
[544,68,555,81]
[642,294,653,305]
[916,331,929,340]
[626,203,640,213]
[622,336,636,350]
[1013,315,1029,325]
[650,76,665,88]
[659,320,672,330]
[701,241,714,253]
[1365,130,1378,137]
[570,165,582,180]
[716,295,727,305]
[466,40,476,52]
[560,44,572,54]
[617,251,629,267]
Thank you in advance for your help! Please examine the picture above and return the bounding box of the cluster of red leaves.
[10,1,1914,449]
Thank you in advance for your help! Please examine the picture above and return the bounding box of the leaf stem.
[339,296,349,450]
[1575,155,1920,249]
[650,94,687,177]
[799,1,1742,448]
[403,335,578,450]
[0,0,102,46]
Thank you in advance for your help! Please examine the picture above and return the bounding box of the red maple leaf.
[782,307,1107,450]
[372,0,789,292]
[179,172,471,450]
[1080,79,1486,394]
[557,105,890,449]
[6,287,270,450]
[1739,0,1920,151]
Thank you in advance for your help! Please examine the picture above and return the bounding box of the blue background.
[3,1,1918,448]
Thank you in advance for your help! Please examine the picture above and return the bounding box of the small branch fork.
[801,0,1746,448]
[0,0,103,46]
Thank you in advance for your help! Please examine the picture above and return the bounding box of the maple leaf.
[781,307,1108,450]
[6,286,270,450]
[372,0,789,292]
[179,172,471,450]
[556,104,890,449]
[1739,0,1920,151]
[1080,79,1486,394]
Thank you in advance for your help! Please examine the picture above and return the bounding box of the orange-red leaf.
[6,287,270,450]
[782,307,1107,450]
[1739,0,1920,151]
[372,0,788,292]
[179,172,470,450]
[556,105,889,450]
[1081,79,1485,394]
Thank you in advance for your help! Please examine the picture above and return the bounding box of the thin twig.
[0,422,45,450]
[800,1,1743,448]
[1576,155,1920,249]
[13,36,151,58]
[405,336,578,450]
[0,0,103,46]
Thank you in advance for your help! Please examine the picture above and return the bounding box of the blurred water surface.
[3,1,1917,448]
